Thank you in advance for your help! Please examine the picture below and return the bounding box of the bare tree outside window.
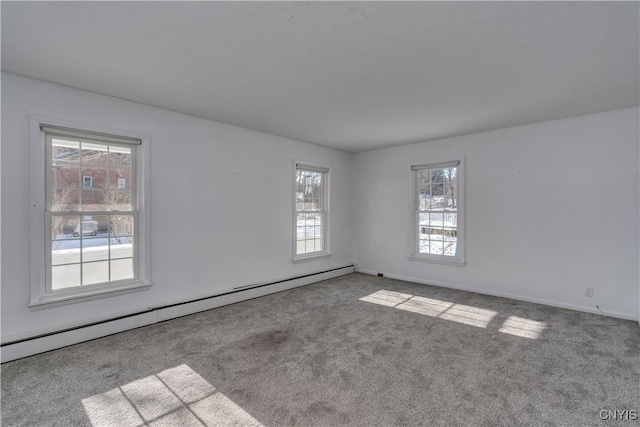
[295,165,328,257]
[414,163,461,259]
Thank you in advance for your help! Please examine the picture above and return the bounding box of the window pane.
[429,241,444,255]
[419,237,430,254]
[297,170,322,208]
[51,215,80,265]
[444,236,457,257]
[444,212,457,229]
[111,258,134,281]
[81,189,108,211]
[314,238,323,252]
[51,215,81,239]
[81,168,107,190]
[110,215,134,237]
[52,264,81,290]
[111,235,134,259]
[109,190,132,211]
[52,139,80,163]
[446,182,458,208]
[419,212,428,226]
[418,186,431,210]
[52,164,80,189]
[52,238,81,265]
[305,226,314,239]
[429,212,442,227]
[431,184,445,207]
[109,166,132,189]
[82,237,109,262]
[431,169,445,182]
[71,216,105,237]
[80,215,108,263]
[295,170,303,193]
[296,213,306,240]
[305,240,315,253]
[109,146,132,167]
[52,188,80,212]
[444,167,457,182]
[296,241,306,254]
[80,142,108,167]
[417,169,431,186]
[316,178,323,203]
[298,213,323,244]
[83,261,109,285]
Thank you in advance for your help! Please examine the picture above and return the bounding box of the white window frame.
[408,157,465,265]
[293,161,331,262]
[30,116,151,308]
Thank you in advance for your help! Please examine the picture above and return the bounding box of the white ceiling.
[2,2,638,152]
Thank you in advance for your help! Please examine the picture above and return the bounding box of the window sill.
[293,252,332,264]
[407,254,465,266]
[29,281,152,310]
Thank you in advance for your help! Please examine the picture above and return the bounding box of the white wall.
[1,73,353,340]
[353,108,640,320]
[2,72,638,346]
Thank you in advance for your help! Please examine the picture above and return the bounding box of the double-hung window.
[410,159,464,264]
[294,163,329,261]
[30,118,151,307]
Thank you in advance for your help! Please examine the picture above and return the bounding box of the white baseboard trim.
[357,269,638,321]
[1,265,355,363]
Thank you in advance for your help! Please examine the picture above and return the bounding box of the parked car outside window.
[72,220,98,237]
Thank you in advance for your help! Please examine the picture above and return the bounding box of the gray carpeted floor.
[2,273,639,426]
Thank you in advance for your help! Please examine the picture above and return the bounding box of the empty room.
[1,1,639,426]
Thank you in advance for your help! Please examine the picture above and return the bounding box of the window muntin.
[294,164,328,259]
[412,160,463,263]
[46,129,139,291]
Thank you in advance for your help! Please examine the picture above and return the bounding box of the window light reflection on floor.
[499,316,547,339]
[82,364,262,427]
[360,289,545,339]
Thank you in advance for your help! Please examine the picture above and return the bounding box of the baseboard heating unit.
[1,265,355,363]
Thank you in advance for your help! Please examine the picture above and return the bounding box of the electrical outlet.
[585,287,594,297]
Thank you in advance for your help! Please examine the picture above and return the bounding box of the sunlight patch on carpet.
[498,315,546,339]
[360,289,546,339]
[82,364,262,427]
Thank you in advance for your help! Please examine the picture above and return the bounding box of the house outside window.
[30,117,151,307]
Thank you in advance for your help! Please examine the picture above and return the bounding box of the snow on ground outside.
[52,233,132,250]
